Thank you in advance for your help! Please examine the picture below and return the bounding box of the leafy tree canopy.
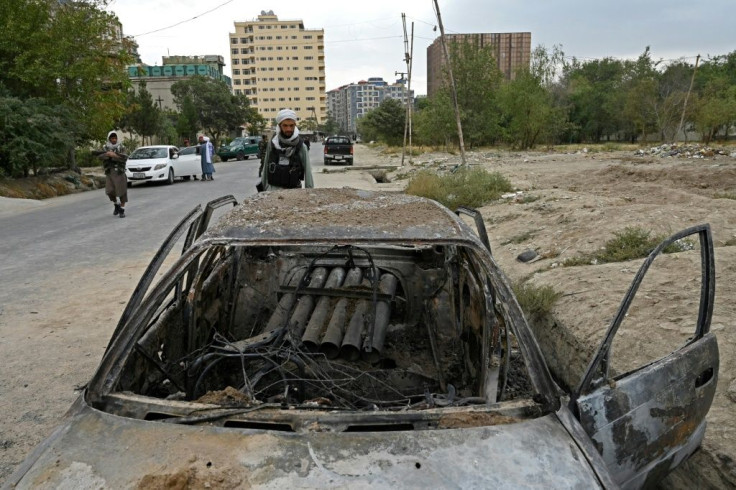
[170,75,257,148]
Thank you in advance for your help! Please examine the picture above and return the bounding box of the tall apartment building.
[426,32,531,97]
[229,11,326,125]
[327,77,414,136]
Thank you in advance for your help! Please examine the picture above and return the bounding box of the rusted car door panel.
[573,224,718,488]
[576,333,718,488]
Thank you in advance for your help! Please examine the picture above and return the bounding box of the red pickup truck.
[323,136,354,165]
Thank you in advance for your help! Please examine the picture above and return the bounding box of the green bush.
[405,167,513,210]
[564,226,694,266]
[513,282,562,320]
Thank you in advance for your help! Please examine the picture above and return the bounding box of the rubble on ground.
[634,143,735,159]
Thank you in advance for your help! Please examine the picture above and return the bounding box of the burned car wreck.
[8,189,718,489]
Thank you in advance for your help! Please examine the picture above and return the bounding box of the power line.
[130,0,237,37]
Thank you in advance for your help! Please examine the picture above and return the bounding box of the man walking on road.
[98,130,128,218]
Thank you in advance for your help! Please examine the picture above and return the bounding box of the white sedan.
[125,145,200,186]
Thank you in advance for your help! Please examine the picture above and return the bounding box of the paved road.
[0,142,328,302]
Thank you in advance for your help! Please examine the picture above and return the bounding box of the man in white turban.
[259,109,314,191]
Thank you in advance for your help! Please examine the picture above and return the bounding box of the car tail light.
[324,146,327,154]
[350,146,354,155]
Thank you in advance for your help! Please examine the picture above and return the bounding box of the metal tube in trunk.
[288,267,328,339]
[263,269,307,334]
[341,299,369,361]
[302,267,346,350]
[320,267,363,359]
[361,273,398,363]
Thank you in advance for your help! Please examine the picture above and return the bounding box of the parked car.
[125,145,200,186]
[323,135,353,165]
[218,136,259,161]
[7,189,718,489]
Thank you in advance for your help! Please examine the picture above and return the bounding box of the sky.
[109,0,735,95]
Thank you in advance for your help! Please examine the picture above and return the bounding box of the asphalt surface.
[0,143,331,304]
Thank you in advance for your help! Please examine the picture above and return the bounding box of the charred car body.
[7,189,718,489]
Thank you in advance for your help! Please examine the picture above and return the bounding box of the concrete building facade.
[127,55,230,112]
[327,77,414,136]
[426,32,531,97]
[229,11,326,124]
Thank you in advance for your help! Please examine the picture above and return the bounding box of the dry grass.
[405,167,513,210]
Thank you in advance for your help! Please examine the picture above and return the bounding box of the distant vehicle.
[218,136,259,161]
[6,189,719,489]
[323,135,353,165]
[125,145,200,186]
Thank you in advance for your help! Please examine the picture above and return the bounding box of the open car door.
[571,224,718,489]
[106,195,238,348]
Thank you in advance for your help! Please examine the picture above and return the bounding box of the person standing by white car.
[198,135,215,181]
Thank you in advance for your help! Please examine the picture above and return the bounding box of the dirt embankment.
[0,169,106,200]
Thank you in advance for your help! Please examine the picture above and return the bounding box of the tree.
[0,94,80,177]
[176,96,199,145]
[443,40,504,148]
[0,0,134,170]
[561,57,627,142]
[357,98,406,145]
[118,81,161,146]
[498,45,567,149]
[413,91,456,149]
[170,76,255,149]
[320,116,340,136]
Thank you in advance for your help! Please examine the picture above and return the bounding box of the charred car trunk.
[114,243,535,418]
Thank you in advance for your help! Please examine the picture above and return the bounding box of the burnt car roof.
[204,188,475,244]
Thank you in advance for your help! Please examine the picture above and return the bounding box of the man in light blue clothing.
[198,135,215,181]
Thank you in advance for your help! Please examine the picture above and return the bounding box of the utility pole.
[675,54,700,143]
[407,19,414,161]
[399,13,414,167]
[432,0,467,167]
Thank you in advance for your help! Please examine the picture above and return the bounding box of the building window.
[233,59,239,65]
[240,48,248,54]
[304,35,313,39]
[305,56,313,60]
[240,37,248,43]
[231,38,238,44]
[304,46,313,49]
[233,69,240,75]
[231,48,238,54]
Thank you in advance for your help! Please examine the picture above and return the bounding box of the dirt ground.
[1,143,735,486]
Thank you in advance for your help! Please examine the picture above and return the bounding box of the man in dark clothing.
[260,109,313,191]
[98,130,128,218]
